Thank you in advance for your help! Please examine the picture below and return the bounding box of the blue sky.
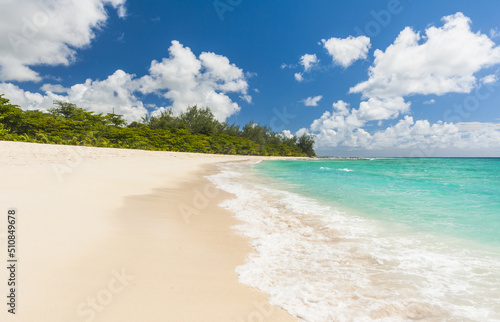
[2,0,500,156]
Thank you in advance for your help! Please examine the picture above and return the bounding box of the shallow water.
[209,159,500,321]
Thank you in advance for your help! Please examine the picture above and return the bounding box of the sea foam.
[208,161,500,321]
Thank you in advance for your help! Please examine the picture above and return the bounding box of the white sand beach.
[0,141,295,321]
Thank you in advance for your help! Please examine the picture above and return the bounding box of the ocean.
[209,158,500,321]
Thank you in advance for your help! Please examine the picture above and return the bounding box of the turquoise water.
[256,158,500,246]
[210,159,500,321]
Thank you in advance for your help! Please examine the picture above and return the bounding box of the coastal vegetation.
[0,95,316,157]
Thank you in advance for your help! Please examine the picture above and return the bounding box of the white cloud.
[295,128,310,137]
[322,35,371,68]
[491,28,500,39]
[312,114,500,151]
[0,0,126,82]
[455,122,500,131]
[350,13,500,99]
[369,117,461,150]
[307,98,500,152]
[332,100,350,115]
[481,74,498,84]
[308,97,410,147]
[281,63,295,69]
[138,41,249,121]
[281,130,294,139]
[302,95,323,106]
[369,118,500,151]
[62,70,147,121]
[40,84,68,93]
[310,97,409,136]
[292,54,318,82]
[0,82,54,110]
[355,97,410,121]
[240,94,252,104]
[0,41,250,122]
[0,70,147,121]
[299,54,318,72]
[307,13,500,154]
[310,104,363,134]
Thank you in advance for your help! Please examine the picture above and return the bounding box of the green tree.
[178,105,221,135]
[0,94,316,157]
[0,95,24,133]
[297,133,316,157]
[49,101,84,119]
[104,113,126,127]
[148,109,180,130]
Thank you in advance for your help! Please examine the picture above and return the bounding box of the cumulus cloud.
[308,96,410,148]
[292,54,319,82]
[295,127,310,137]
[294,73,304,82]
[0,70,147,120]
[307,13,500,154]
[369,117,461,150]
[299,54,318,72]
[312,112,500,152]
[309,98,500,152]
[322,35,371,68]
[355,97,410,121]
[481,74,498,84]
[0,0,126,82]
[0,82,54,110]
[61,70,147,121]
[369,118,500,151]
[350,13,500,99]
[302,95,323,106]
[0,41,250,122]
[332,100,350,115]
[455,122,500,131]
[40,84,68,93]
[138,41,249,120]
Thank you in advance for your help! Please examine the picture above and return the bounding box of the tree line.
[0,95,316,157]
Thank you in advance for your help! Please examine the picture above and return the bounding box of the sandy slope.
[0,141,295,321]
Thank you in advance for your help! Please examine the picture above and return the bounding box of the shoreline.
[214,158,500,321]
[0,141,295,321]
